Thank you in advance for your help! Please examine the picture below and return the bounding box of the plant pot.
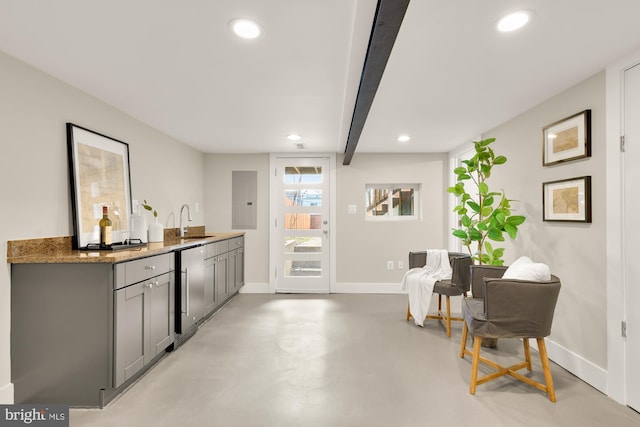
[148,218,164,243]
[481,337,498,348]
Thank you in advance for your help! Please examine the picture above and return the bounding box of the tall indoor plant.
[447,138,525,265]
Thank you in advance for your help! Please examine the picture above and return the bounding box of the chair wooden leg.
[460,321,468,358]
[406,302,411,321]
[537,338,557,402]
[438,294,442,311]
[523,338,532,371]
[445,296,452,337]
[470,335,482,395]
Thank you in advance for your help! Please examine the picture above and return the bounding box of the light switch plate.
[348,204,357,214]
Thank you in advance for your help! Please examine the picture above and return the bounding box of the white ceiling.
[1,0,640,155]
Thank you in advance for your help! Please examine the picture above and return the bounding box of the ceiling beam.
[342,0,410,165]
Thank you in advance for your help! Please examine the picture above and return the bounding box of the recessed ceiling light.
[397,135,410,142]
[229,18,262,39]
[497,10,533,32]
[286,134,302,141]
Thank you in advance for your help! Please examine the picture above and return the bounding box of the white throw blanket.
[401,249,452,326]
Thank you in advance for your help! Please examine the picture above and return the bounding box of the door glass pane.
[284,166,323,184]
[284,213,322,230]
[284,236,322,254]
[284,189,322,207]
[284,259,322,277]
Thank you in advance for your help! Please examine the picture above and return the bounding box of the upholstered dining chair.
[459,268,562,401]
[406,251,472,337]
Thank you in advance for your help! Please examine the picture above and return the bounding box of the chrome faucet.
[179,204,192,237]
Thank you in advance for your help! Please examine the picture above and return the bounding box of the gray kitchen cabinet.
[11,263,114,407]
[201,236,246,320]
[9,234,244,407]
[227,236,245,295]
[233,246,245,292]
[204,256,217,315]
[148,273,174,356]
[114,271,174,388]
[215,252,229,304]
[204,240,229,317]
[11,251,175,407]
[228,248,239,294]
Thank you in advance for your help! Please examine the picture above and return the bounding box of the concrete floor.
[71,294,640,426]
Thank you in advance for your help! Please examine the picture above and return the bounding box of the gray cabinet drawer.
[228,236,244,250]
[115,253,174,289]
[206,240,228,259]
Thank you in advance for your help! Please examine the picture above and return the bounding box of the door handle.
[185,268,190,317]
[181,269,190,316]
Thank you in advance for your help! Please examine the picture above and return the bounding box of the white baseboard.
[239,282,407,294]
[239,282,271,293]
[331,282,405,294]
[0,382,14,404]
[530,338,607,394]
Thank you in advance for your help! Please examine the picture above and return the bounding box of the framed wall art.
[67,123,134,249]
[542,176,592,223]
[542,109,591,166]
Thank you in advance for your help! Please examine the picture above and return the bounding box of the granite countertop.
[6,226,244,264]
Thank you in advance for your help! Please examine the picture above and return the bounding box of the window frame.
[364,183,420,221]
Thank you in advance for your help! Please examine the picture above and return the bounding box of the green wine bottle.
[99,205,113,248]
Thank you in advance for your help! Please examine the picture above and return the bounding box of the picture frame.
[67,123,134,249]
[542,109,591,166]
[542,176,592,223]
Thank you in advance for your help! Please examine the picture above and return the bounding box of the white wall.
[335,153,449,290]
[202,153,449,293]
[480,72,607,385]
[203,154,270,290]
[0,51,204,403]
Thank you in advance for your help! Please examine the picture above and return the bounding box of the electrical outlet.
[387,260,394,270]
[397,260,404,270]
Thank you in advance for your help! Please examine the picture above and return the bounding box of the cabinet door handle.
[145,265,156,270]
[185,268,190,316]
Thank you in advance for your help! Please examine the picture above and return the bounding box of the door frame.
[268,153,336,293]
[605,48,640,405]
[447,141,478,253]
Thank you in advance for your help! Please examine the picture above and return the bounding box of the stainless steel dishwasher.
[174,245,205,344]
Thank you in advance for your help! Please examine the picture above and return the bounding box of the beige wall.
[203,154,270,286]
[336,153,449,286]
[201,153,449,290]
[480,71,607,368]
[0,51,204,403]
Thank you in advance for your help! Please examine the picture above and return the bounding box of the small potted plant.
[447,138,525,265]
[142,199,164,243]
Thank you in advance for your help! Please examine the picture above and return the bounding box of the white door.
[271,155,332,293]
[624,62,640,411]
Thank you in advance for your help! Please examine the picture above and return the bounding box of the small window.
[365,184,419,220]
